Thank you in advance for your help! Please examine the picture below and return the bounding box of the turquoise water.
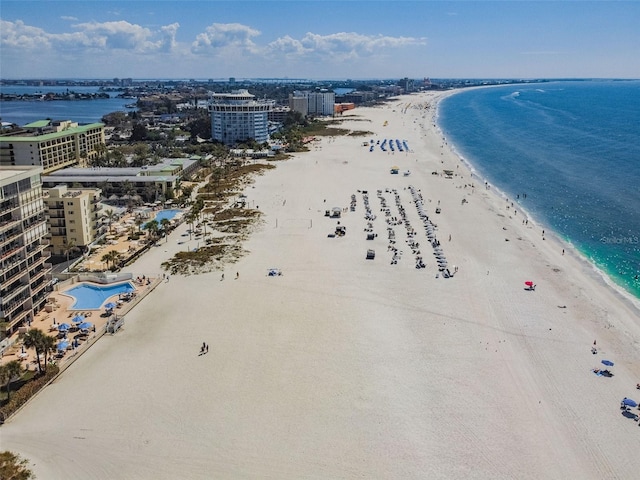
[438,80,640,301]
[154,209,182,223]
[65,282,135,310]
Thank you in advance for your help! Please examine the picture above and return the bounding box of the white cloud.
[191,23,261,54]
[0,19,179,53]
[61,16,78,21]
[265,31,426,61]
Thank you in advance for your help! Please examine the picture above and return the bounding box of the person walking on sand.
[221,273,224,281]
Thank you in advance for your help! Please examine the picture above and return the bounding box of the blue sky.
[1,1,639,80]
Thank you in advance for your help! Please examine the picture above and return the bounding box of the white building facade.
[208,90,274,145]
[290,90,335,117]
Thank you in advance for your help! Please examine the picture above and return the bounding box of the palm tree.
[104,208,117,233]
[144,220,159,242]
[41,335,57,369]
[22,329,47,374]
[101,251,122,271]
[135,214,145,233]
[160,218,171,242]
[62,239,79,268]
[0,360,23,402]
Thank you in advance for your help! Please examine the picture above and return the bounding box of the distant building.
[208,90,274,145]
[0,166,52,336]
[268,106,291,124]
[43,185,102,256]
[0,120,105,174]
[289,90,335,117]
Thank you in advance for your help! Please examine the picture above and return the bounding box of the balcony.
[4,309,30,332]
[0,217,20,233]
[1,267,26,286]
[0,256,25,276]
[1,283,29,308]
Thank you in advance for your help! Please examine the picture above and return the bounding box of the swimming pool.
[64,282,135,310]
[154,209,182,223]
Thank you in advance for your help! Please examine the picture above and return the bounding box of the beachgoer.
[221,273,224,281]
[236,272,239,279]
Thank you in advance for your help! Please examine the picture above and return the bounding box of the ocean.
[0,85,134,125]
[438,80,640,303]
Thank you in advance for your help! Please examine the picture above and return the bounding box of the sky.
[1,0,639,80]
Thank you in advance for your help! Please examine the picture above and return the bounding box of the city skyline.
[2,1,639,80]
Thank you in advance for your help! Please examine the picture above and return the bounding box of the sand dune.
[3,91,640,479]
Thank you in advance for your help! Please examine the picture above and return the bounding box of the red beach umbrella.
[524,281,534,286]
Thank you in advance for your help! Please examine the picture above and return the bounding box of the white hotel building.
[208,90,275,145]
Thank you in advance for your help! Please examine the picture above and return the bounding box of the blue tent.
[601,359,614,367]
[622,398,638,408]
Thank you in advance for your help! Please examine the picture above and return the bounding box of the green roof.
[0,123,104,142]
[23,120,51,128]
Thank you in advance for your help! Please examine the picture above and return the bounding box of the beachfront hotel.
[43,185,102,257]
[0,120,105,174]
[208,90,275,145]
[0,167,52,338]
[289,90,336,117]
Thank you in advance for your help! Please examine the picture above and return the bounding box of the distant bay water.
[438,80,640,303]
[0,85,134,125]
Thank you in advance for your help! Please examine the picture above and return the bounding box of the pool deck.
[0,277,161,371]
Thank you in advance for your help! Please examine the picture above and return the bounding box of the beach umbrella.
[622,398,638,408]
[57,323,70,331]
[104,302,117,310]
[57,340,69,351]
[601,359,615,367]
[72,314,85,324]
[78,322,93,330]
[525,281,534,287]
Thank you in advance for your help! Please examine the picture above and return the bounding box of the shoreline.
[2,91,640,478]
[434,87,640,314]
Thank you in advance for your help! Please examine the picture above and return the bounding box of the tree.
[42,334,56,372]
[22,329,47,374]
[144,220,160,242]
[0,360,22,402]
[130,123,148,142]
[134,215,145,233]
[62,240,79,267]
[0,451,35,480]
[160,218,171,242]
[104,209,117,233]
[101,251,122,271]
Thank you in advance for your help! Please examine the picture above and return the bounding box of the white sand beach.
[2,91,640,479]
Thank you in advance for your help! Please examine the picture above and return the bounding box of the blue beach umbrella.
[77,322,93,330]
[57,323,70,331]
[622,398,638,408]
[72,314,85,324]
[57,340,69,351]
[104,302,116,310]
[601,359,614,367]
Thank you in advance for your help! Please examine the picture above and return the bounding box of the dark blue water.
[0,85,134,125]
[439,80,640,301]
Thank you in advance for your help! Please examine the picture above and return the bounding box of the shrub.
[0,365,59,423]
